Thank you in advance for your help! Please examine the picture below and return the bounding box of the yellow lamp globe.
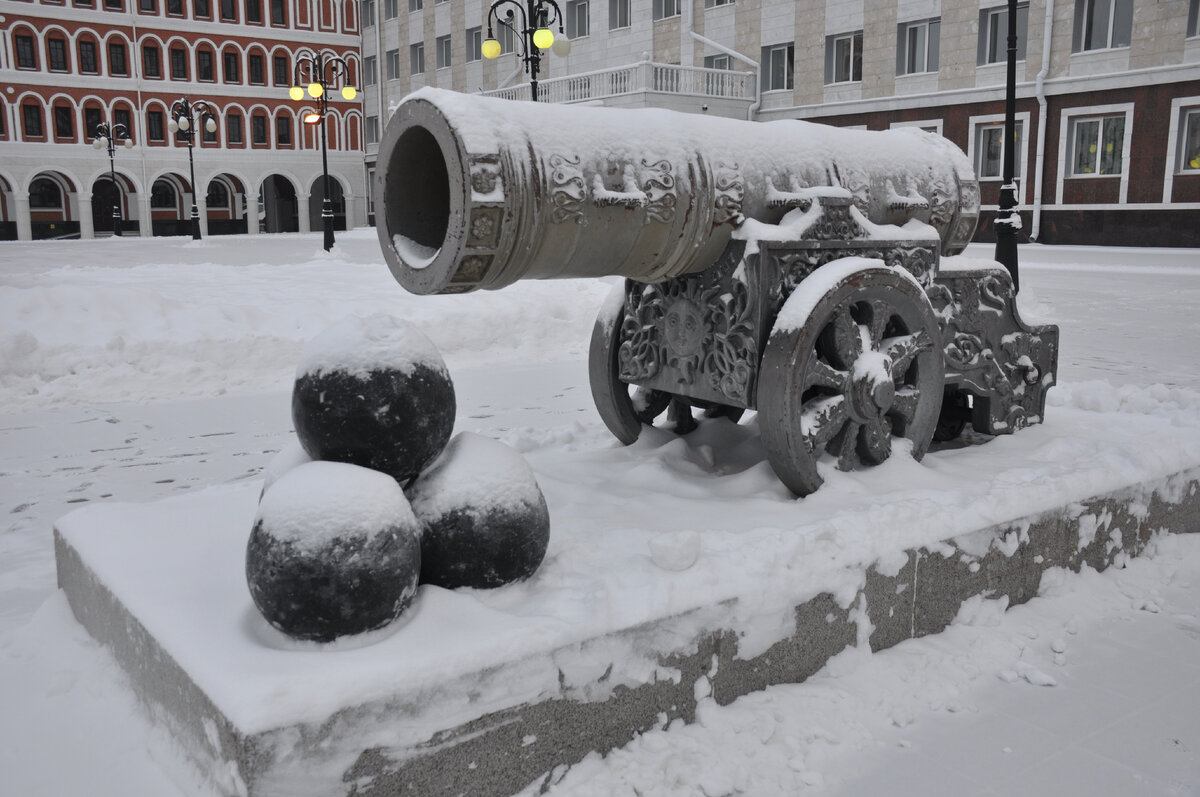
[308,82,324,98]
[341,85,358,101]
[289,86,304,101]
[532,27,554,49]
[481,38,502,59]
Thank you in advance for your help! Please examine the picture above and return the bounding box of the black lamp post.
[168,97,218,241]
[290,50,358,252]
[91,121,133,236]
[482,0,570,101]
[993,0,1020,292]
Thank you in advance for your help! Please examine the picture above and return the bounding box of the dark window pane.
[271,0,284,23]
[228,113,244,143]
[276,116,291,145]
[195,0,210,15]
[207,181,230,207]
[273,55,289,84]
[224,52,239,81]
[30,179,62,208]
[140,0,155,11]
[109,43,129,75]
[54,106,74,138]
[171,47,187,78]
[49,38,68,71]
[148,110,165,141]
[252,114,267,144]
[249,54,264,83]
[151,180,176,207]
[16,35,36,69]
[220,0,236,18]
[85,107,102,138]
[143,46,161,77]
[246,0,262,21]
[23,104,44,138]
[79,41,98,73]
[167,0,182,13]
[114,108,132,134]
[198,49,213,80]
[105,0,123,8]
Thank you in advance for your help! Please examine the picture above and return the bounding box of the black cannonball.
[408,432,550,590]
[292,315,455,484]
[246,460,422,643]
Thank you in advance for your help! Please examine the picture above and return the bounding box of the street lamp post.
[168,97,218,241]
[289,50,358,252]
[482,0,571,101]
[91,121,134,237]
[993,0,1021,292]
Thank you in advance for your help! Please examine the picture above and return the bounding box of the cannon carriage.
[375,88,1059,496]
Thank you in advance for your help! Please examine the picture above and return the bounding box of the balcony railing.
[483,61,757,105]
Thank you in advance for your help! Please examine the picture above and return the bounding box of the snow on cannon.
[374,88,1059,496]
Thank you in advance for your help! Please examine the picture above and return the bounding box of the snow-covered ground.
[1,230,1198,796]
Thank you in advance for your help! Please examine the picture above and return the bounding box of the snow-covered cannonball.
[246,460,422,643]
[292,315,455,484]
[408,432,550,589]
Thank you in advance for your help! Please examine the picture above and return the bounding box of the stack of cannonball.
[247,314,551,643]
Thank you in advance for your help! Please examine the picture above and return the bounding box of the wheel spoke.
[800,395,848,455]
[859,417,892,465]
[889,387,921,424]
[884,329,933,380]
[835,420,861,471]
[832,306,864,366]
[806,357,849,392]
[867,299,892,347]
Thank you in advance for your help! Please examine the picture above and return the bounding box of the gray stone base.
[55,468,1200,797]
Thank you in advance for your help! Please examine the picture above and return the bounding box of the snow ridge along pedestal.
[54,466,1200,797]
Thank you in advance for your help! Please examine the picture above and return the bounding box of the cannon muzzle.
[375,88,980,296]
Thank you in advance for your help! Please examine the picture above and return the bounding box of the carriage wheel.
[589,287,745,444]
[757,263,944,497]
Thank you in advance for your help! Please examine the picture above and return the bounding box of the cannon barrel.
[375,88,980,296]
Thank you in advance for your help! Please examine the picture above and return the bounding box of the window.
[54,105,74,139]
[384,0,397,18]
[763,42,794,91]
[85,107,102,138]
[825,31,862,84]
[1068,114,1125,175]
[497,23,516,54]
[361,0,375,25]
[221,0,236,18]
[271,0,285,24]
[151,179,176,208]
[170,47,187,79]
[139,0,155,11]
[109,42,129,75]
[224,51,240,82]
[227,112,244,144]
[276,115,291,146]
[248,54,265,83]
[246,0,262,22]
[704,54,731,70]
[1073,0,1133,52]
[705,0,733,6]
[980,3,1028,64]
[974,121,1023,179]
[29,179,62,209]
[1190,0,1199,37]
[147,109,165,141]
[167,0,183,13]
[466,27,482,61]
[653,0,679,20]
[609,0,630,29]
[104,0,123,9]
[79,41,99,74]
[1180,109,1200,171]
[114,108,131,135]
[363,55,377,85]
[143,45,161,77]
[566,0,588,38]
[198,49,214,81]
[273,55,289,85]
[195,0,210,16]
[207,181,229,208]
[408,0,421,11]
[410,42,425,74]
[252,113,267,145]
[16,35,37,69]
[386,48,400,79]
[366,114,379,145]
[23,104,44,138]
[48,38,69,72]
[898,18,939,75]
[436,35,451,69]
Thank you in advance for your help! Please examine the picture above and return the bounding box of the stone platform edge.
[55,467,1200,797]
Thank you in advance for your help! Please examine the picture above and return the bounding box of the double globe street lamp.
[289,50,358,252]
[482,0,571,102]
[168,97,218,241]
[91,120,134,237]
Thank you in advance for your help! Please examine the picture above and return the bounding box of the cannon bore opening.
[384,126,450,265]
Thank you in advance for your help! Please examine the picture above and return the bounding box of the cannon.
[375,88,1059,496]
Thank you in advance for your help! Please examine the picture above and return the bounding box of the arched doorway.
[206,174,248,236]
[308,175,347,232]
[151,174,189,236]
[91,174,136,236]
[29,172,79,239]
[260,174,298,233]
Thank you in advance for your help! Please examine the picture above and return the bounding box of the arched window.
[30,178,64,209]
[151,179,177,208]
[207,180,230,208]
